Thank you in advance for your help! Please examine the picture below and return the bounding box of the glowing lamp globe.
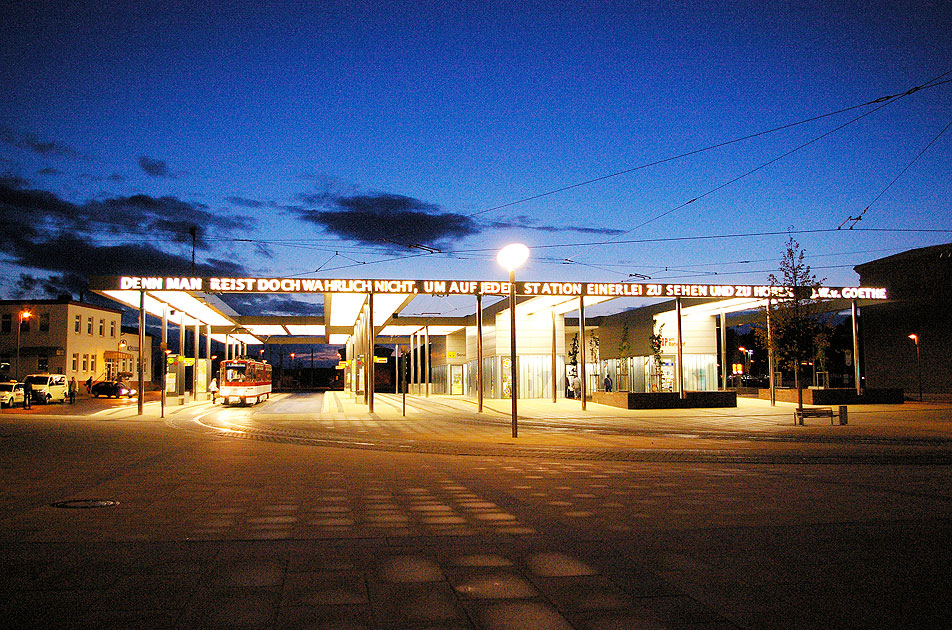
[496,243,530,271]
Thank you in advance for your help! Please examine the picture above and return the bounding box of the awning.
[104,350,134,360]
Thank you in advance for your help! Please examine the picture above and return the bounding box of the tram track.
[168,406,952,465]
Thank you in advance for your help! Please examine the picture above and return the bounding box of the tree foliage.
[759,237,833,406]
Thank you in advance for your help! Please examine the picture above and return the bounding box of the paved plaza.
[2,393,952,629]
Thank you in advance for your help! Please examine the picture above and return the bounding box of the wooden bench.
[794,406,835,425]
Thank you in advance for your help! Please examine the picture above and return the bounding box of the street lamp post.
[16,309,31,380]
[908,334,921,401]
[497,243,530,438]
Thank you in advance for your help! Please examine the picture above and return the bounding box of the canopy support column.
[579,296,586,411]
[676,297,684,399]
[720,310,728,391]
[367,292,374,413]
[138,290,145,416]
[476,294,483,412]
[852,299,862,396]
[551,309,558,403]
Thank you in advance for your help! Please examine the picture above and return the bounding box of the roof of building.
[0,297,123,314]
[854,242,952,273]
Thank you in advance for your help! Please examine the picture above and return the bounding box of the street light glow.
[908,334,918,343]
[496,243,530,271]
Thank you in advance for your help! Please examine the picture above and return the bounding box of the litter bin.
[838,405,848,425]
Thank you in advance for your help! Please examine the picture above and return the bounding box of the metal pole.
[579,296,587,411]
[425,325,430,398]
[851,299,862,396]
[368,292,374,413]
[916,339,922,401]
[15,311,22,381]
[193,322,199,397]
[676,297,684,399]
[138,291,145,416]
[551,309,558,403]
[161,305,168,418]
[476,294,483,412]
[400,345,406,415]
[720,311,728,391]
[767,300,776,406]
[509,269,518,436]
[410,331,416,395]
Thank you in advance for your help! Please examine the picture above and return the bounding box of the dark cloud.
[297,193,479,250]
[0,174,30,188]
[486,215,625,235]
[38,167,63,175]
[138,155,174,178]
[0,126,82,158]
[225,196,265,209]
[0,182,252,298]
[0,184,247,250]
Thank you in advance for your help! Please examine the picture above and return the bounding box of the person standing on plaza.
[604,373,613,393]
[68,377,77,404]
[571,373,581,400]
[22,380,32,409]
[208,377,218,403]
[85,376,92,394]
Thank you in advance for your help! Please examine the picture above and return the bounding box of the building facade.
[0,298,151,384]
[855,243,952,395]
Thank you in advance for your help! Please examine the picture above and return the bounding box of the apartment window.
[91,355,97,374]
[87,317,93,334]
[99,319,104,336]
[74,315,81,333]
[1,314,10,333]
[82,354,88,371]
[72,353,79,371]
[39,313,50,332]
[38,355,49,372]
[110,321,116,337]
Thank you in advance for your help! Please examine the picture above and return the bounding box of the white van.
[24,374,68,404]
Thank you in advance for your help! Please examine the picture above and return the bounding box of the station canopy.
[89,275,888,346]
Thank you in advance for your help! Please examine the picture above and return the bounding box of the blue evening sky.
[1,1,950,319]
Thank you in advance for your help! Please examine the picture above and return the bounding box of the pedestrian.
[85,376,92,394]
[208,377,218,403]
[565,375,573,399]
[68,377,77,404]
[571,373,581,400]
[22,380,32,409]
[604,374,613,393]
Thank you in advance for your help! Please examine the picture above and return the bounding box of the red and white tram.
[219,359,272,405]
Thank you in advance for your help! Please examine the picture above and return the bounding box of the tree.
[617,321,631,390]
[759,237,832,410]
[568,333,579,370]
[648,323,664,391]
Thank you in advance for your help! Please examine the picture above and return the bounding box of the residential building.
[0,298,151,384]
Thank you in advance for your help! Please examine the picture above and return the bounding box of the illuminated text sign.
[97,276,887,300]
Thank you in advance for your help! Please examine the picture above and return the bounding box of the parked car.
[0,382,25,408]
[24,373,68,404]
[90,380,137,398]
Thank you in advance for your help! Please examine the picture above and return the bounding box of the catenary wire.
[465,73,952,219]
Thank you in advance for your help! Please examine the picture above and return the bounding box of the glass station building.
[90,275,888,409]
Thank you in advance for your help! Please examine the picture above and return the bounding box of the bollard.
[838,405,848,425]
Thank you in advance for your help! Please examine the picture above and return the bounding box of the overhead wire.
[465,73,952,220]
[566,74,951,262]
[839,116,952,229]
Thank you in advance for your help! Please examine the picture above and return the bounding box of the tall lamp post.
[908,334,921,401]
[16,309,32,380]
[497,243,530,438]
